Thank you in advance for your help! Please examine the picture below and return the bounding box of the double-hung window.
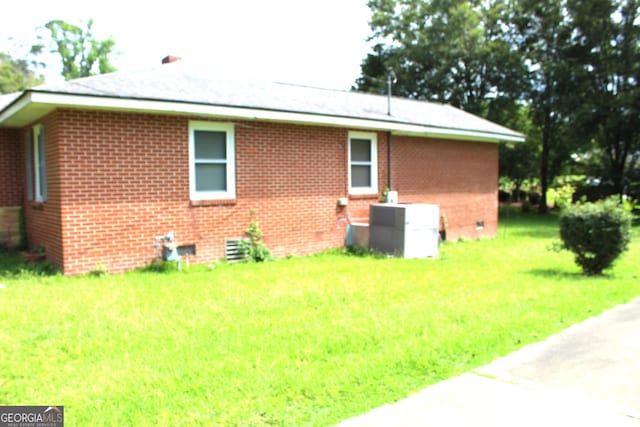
[26,124,47,202]
[348,131,378,195]
[189,121,236,200]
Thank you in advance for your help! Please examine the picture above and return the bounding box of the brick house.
[0,59,523,275]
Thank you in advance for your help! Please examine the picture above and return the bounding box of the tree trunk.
[614,138,631,198]
[514,180,523,203]
[538,110,551,214]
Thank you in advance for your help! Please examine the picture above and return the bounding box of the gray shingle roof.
[1,60,523,141]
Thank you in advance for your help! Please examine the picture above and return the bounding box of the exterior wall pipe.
[388,130,393,191]
[386,69,396,191]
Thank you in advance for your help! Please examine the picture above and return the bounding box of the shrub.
[344,245,370,257]
[240,219,273,262]
[548,183,575,210]
[18,260,58,277]
[558,198,632,275]
[572,184,616,203]
[89,261,108,277]
[143,259,181,273]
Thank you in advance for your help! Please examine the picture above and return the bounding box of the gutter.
[0,91,525,144]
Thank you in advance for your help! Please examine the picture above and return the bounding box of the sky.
[0,0,374,90]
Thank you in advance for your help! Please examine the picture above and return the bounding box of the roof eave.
[0,92,33,125]
[0,91,525,143]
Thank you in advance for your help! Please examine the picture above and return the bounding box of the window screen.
[194,130,228,192]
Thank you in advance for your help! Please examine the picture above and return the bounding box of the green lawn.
[0,210,638,426]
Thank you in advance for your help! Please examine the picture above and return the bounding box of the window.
[189,121,235,200]
[27,125,47,202]
[348,131,378,195]
[25,131,33,201]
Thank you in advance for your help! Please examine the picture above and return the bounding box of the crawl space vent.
[225,238,249,263]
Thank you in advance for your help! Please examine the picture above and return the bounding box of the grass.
[0,209,638,426]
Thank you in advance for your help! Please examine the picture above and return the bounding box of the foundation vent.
[224,238,249,263]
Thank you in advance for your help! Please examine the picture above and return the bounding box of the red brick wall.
[0,128,22,206]
[0,128,23,248]
[18,109,498,274]
[51,110,390,274]
[391,135,499,240]
[22,112,64,267]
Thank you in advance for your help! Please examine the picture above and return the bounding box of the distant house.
[0,58,523,275]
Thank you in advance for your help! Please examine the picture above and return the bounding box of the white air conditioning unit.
[369,203,439,258]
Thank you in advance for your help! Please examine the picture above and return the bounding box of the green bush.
[239,219,273,262]
[18,260,58,277]
[548,183,575,210]
[559,198,632,275]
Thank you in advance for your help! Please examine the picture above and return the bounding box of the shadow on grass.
[500,228,558,240]
[527,268,592,280]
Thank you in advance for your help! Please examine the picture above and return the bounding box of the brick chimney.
[161,55,181,64]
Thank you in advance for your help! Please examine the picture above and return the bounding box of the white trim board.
[1,91,525,143]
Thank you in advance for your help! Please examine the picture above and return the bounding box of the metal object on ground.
[154,231,182,270]
[369,203,440,258]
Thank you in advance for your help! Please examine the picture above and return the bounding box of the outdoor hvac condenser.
[369,203,440,258]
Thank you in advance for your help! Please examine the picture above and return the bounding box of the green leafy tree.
[352,43,397,95]
[357,0,640,211]
[510,0,577,213]
[356,0,527,117]
[0,51,43,93]
[565,0,640,199]
[499,106,541,200]
[355,0,537,203]
[37,19,116,80]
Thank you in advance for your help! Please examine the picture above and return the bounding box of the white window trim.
[189,121,236,201]
[25,131,34,201]
[348,131,378,195]
[33,124,46,202]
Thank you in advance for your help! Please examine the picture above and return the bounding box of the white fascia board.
[0,92,32,124]
[22,92,525,143]
[387,125,524,143]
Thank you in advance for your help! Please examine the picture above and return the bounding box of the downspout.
[386,69,396,191]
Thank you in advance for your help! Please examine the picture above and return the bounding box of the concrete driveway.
[337,298,640,426]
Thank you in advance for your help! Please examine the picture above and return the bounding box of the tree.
[356,0,527,117]
[510,0,578,213]
[0,52,43,93]
[37,19,116,80]
[566,0,640,199]
[357,0,640,209]
[352,43,397,95]
[499,106,541,200]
